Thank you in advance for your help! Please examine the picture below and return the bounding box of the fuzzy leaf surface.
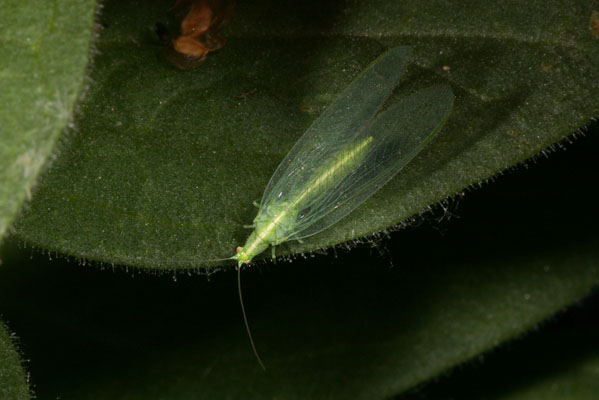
[12,0,599,267]
[0,0,96,240]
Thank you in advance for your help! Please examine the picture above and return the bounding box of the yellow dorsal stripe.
[245,137,373,255]
[291,136,373,208]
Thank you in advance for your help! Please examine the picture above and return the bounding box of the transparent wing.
[289,84,453,239]
[256,46,453,243]
[261,46,413,208]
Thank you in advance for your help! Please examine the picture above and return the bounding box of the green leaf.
[0,322,29,400]
[0,1,96,396]
[0,131,597,398]
[501,351,599,400]
[11,0,599,268]
[401,301,599,399]
[0,0,97,240]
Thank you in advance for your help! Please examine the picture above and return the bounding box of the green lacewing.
[232,46,454,267]
[103,46,454,370]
